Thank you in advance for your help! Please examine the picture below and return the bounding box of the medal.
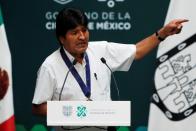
[60,47,91,99]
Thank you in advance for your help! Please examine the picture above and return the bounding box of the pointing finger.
[176,19,189,24]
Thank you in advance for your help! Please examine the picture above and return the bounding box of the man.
[32,8,188,131]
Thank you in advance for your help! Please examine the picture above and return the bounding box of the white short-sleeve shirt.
[32,41,136,104]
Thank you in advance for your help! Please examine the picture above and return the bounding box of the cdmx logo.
[97,0,125,8]
[76,105,87,118]
[53,0,73,5]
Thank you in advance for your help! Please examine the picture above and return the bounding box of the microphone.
[59,59,77,100]
[100,57,120,100]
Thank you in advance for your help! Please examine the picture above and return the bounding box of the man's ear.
[59,36,65,45]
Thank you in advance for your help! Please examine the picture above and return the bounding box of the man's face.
[60,25,89,57]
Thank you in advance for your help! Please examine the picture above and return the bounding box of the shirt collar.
[62,47,86,66]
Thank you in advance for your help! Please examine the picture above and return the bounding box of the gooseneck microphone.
[59,59,77,101]
[100,57,120,100]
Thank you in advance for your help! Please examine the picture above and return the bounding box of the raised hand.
[158,19,189,39]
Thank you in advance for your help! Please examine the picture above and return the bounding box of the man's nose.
[78,31,85,40]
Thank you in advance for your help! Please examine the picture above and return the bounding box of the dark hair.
[56,8,88,44]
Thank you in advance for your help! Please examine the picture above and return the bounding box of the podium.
[47,101,131,126]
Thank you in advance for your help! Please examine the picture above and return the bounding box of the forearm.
[134,19,188,60]
[32,102,47,116]
[135,31,162,60]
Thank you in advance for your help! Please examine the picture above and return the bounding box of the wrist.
[155,29,167,41]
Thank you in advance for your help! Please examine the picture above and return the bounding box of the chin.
[80,46,88,52]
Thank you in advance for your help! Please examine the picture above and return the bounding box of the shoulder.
[87,41,108,53]
[41,48,61,68]
[88,41,108,47]
[88,41,135,50]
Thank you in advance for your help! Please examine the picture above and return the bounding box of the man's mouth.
[77,42,87,47]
